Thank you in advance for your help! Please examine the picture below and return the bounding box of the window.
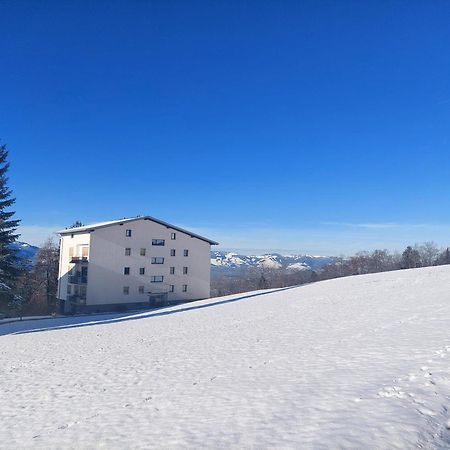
[126,229,132,237]
[170,249,176,256]
[69,247,74,257]
[171,232,176,240]
[125,248,131,256]
[139,267,145,275]
[124,267,130,275]
[151,276,164,283]
[169,285,174,292]
[170,266,175,275]
[151,257,164,264]
[183,266,188,275]
[67,284,72,294]
[140,248,146,256]
[138,286,145,294]
[71,233,74,238]
[182,284,188,292]
[123,286,129,295]
[183,249,189,257]
[152,239,165,246]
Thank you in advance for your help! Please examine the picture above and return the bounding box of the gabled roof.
[57,216,219,245]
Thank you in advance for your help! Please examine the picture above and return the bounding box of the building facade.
[57,216,218,313]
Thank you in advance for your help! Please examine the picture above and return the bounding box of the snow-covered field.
[2,266,450,449]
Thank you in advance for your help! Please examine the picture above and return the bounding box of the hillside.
[10,241,39,266]
[2,266,450,448]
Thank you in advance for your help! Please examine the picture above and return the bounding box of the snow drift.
[1,266,450,448]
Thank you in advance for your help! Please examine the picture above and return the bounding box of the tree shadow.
[2,286,298,336]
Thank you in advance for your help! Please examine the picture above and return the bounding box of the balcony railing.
[70,256,89,263]
[67,295,86,305]
[69,276,88,284]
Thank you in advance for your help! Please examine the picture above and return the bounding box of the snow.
[56,216,218,245]
[210,251,336,272]
[56,217,139,234]
[211,252,247,266]
[0,282,11,291]
[286,262,309,271]
[2,266,450,448]
[256,255,283,269]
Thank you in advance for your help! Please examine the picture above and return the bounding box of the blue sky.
[2,1,450,254]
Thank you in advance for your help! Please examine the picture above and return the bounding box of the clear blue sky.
[2,1,450,254]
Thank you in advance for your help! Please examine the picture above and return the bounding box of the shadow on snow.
[1,286,298,337]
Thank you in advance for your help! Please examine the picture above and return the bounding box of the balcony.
[67,295,86,305]
[70,256,89,264]
[69,276,88,284]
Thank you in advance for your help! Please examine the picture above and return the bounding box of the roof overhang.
[57,215,219,245]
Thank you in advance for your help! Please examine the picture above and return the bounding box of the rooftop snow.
[56,216,218,245]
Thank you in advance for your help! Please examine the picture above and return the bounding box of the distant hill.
[211,251,335,277]
[10,241,40,267]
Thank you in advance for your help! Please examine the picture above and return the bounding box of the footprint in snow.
[418,407,436,417]
[378,386,406,399]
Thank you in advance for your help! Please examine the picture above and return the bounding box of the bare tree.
[16,238,60,315]
[416,242,440,267]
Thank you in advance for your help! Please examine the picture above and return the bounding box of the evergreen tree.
[401,246,421,269]
[437,247,450,266]
[68,220,84,228]
[0,144,20,285]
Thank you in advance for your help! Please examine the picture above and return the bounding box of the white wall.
[57,232,91,302]
[67,218,211,306]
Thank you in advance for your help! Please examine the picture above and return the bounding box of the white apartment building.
[57,216,218,313]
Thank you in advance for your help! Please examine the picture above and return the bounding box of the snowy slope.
[2,266,450,448]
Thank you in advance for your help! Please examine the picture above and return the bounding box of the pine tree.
[401,246,421,269]
[68,220,84,228]
[0,144,20,285]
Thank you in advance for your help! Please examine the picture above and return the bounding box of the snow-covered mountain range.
[11,242,335,274]
[211,251,335,275]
